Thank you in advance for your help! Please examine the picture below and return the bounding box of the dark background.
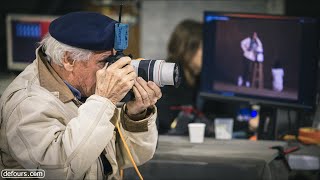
[214,17,301,90]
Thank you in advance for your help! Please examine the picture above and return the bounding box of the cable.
[116,121,144,180]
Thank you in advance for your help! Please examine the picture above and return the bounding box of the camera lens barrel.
[130,59,181,87]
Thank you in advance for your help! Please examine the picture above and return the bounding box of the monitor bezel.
[200,11,319,110]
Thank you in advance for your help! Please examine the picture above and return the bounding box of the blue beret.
[49,11,117,51]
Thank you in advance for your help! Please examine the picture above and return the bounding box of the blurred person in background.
[156,19,203,135]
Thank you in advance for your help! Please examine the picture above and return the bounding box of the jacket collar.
[37,47,75,103]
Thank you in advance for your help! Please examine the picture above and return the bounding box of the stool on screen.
[252,62,263,89]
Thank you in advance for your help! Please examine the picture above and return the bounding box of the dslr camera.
[105,21,181,88]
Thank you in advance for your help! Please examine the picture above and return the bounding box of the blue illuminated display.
[250,110,258,118]
[221,92,234,96]
[16,23,41,38]
[205,15,229,22]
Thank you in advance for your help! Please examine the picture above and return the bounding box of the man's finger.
[148,81,162,99]
[137,77,155,98]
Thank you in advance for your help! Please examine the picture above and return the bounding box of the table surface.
[157,135,287,163]
[124,135,289,180]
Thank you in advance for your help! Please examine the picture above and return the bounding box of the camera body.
[106,23,181,88]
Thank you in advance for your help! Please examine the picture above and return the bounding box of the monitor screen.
[6,14,58,71]
[200,12,319,109]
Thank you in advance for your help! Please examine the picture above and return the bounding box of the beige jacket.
[0,49,158,179]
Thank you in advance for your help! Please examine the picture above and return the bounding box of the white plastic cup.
[188,123,206,143]
[214,118,234,140]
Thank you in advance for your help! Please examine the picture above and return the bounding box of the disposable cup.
[188,123,206,143]
[214,118,233,140]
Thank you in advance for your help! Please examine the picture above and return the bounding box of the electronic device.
[6,14,58,71]
[106,5,181,88]
[200,11,319,110]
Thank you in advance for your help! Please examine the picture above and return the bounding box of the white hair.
[39,33,93,66]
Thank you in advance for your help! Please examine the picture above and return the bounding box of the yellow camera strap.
[116,121,143,180]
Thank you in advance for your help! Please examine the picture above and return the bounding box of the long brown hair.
[167,19,202,86]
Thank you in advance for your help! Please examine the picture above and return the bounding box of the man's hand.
[126,77,162,117]
[95,56,137,104]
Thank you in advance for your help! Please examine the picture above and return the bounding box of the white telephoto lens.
[131,59,181,87]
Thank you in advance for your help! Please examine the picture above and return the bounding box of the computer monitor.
[6,14,58,71]
[200,11,319,110]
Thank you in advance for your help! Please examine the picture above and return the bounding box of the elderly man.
[0,11,161,179]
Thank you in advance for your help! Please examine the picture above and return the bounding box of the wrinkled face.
[72,50,113,97]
